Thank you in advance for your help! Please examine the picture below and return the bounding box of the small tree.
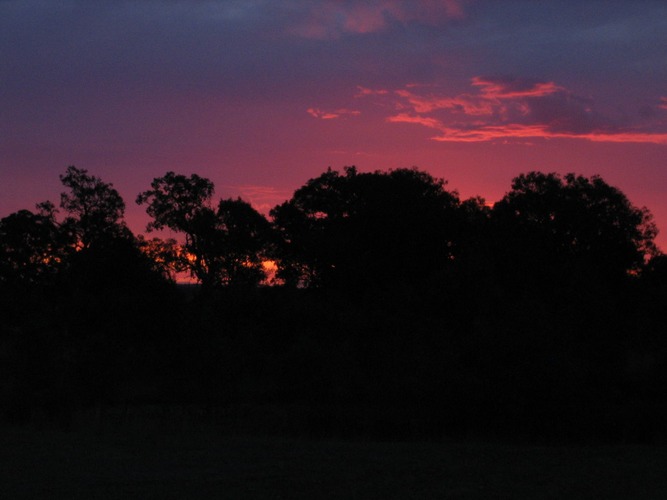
[0,202,70,286]
[136,236,186,282]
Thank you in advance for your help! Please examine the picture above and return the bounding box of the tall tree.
[137,171,216,286]
[59,166,130,248]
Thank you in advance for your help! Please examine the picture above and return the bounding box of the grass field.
[2,413,667,500]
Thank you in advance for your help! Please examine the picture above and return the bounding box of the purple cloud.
[286,0,468,39]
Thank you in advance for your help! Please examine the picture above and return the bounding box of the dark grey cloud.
[3,0,664,103]
[2,0,666,146]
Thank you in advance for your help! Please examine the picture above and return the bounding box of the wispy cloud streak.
[307,108,361,120]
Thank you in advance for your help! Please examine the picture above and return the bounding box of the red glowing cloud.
[387,113,444,129]
[471,76,562,99]
[353,77,667,144]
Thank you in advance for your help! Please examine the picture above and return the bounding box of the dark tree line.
[2,165,657,294]
[1,165,666,442]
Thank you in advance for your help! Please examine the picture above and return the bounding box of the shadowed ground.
[2,418,667,499]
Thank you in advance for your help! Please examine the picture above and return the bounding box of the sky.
[2,0,667,249]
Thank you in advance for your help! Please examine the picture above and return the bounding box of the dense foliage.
[1,165,665,442]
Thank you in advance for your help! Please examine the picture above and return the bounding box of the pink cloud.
[307,107,361,120]
[660,97,667,110]
[442,0,466,19]
[471,76,562,99]
[355,86,390,97]
[429,124,667,145]
[431,124,554,142]
[289,0,468,39]
[394,89,494,115]
[342,4,389,34]
[387,113,444,128]
[355,76,667,144]
[582,131,667,144]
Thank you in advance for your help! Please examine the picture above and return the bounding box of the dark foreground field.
[2,414,667,499]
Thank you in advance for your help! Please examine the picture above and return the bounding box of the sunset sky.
[2,0,667,249]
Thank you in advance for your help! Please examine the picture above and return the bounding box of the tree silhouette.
[1,166,133,288]
[137,173,271,288]
[136,235,186,282]
[4,164,667,440]
[206,198,274,287]
[0,202,70,286]
[1,166,136,288]
[271,167,462,290]
[491,172,658,289]
[137,171,216,286]
[59,166,131,249]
